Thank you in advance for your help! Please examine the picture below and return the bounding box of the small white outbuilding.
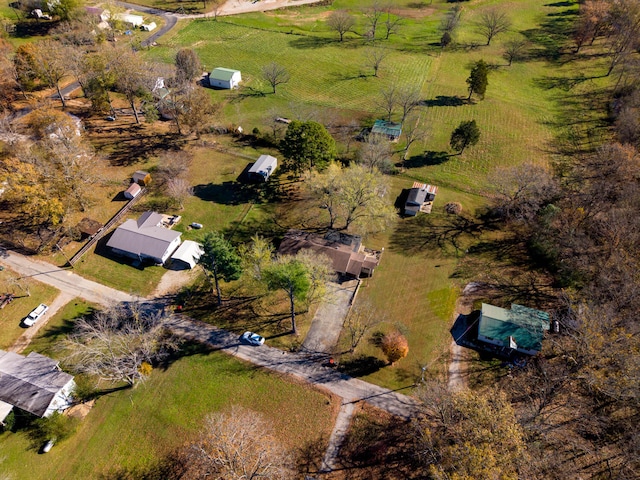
[248,155,278,182]
[170,240,204,269]
[141,21,157,31]
[124,183,142,200]
[209,68,242,89]
[113,13,144,27]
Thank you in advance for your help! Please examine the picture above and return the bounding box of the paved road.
[167,317,420,419]
[0,251,139,306]
[1,250,419,418]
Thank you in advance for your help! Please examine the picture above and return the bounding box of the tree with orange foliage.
[380,331,409,364]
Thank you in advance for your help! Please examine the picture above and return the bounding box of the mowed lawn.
[0,269,59,350]
[344,180,487,389]
[1,319,337,480]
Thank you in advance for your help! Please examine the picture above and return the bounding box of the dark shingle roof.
[0,350,73,417]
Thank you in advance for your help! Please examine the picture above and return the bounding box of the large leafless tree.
[475,9,511,46]
[326,10,355,42]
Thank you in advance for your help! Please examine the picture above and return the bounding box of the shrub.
[380,331,409,365]
[32,412,78,444]
[444,202,462,215]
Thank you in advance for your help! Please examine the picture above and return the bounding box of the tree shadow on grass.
[230,86,267,102]
[390,212,493,258]
[192,181,259,205]
[421,95,467,107]
[338,354,386,377]
[403,150,450,169]
[289,34,334,49]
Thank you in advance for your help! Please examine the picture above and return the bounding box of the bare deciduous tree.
[378,85,397,121]
[440,4,462,36]
[475,9,511,46]
[397,86,421,124]
[363,1,385,40]
[383,8,403,40]
[358,133,393,173]
[502,39,528,66]
[345,300,382,352]
[262,62,290,94]
[401,114,427,165]
[166,178,193,210]
[327,10,355,42]
[364,47,388,77]
[180,406,295,479]
[61,303,179,386]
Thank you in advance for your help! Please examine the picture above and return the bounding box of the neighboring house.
[278,230,382,279]
[0,350,75,424]
[106,211,181,265]
[170,240,204,269]
[113,12,144,26]
[85,6,110,22]
[371,119,402,141]
[141,21,156,31]
[132,170,151,186]
[124,182,142,200]
[477,303,551,356]
[404,182,438,216]
[248,155,278,182]
[209,68,242,89]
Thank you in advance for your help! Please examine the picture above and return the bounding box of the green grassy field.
[1,323,336,480]
[0,269,59,350]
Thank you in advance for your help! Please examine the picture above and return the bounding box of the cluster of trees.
[201,233,334,334]
[326,2,404,43]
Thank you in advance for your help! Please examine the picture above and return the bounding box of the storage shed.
[113,12,144,26]
[248,155,277,182]
[170,240,204,269]
[371,119,402,142]
[209,68,242,89]
[141,21,156,31]
[124,182,142,199]
[132,170,151,186]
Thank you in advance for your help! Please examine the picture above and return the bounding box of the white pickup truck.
[23,303,49,327]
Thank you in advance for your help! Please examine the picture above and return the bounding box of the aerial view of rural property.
[0,0,638,477]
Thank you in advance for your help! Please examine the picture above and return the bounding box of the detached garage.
[170,240,204,269]
[209,68,242,89]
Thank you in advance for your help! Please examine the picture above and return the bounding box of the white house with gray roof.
[0,350,75,423]
[106,211,181,265]
[209,68,242,89]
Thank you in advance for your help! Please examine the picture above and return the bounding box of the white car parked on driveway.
[23,303,48,327]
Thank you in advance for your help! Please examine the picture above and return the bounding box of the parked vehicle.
[240,331,265,346]
[42,438,55,453]
[23,303,48,327]
[190,222,203,229]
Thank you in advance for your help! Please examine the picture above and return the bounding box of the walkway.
[302,280,358,355]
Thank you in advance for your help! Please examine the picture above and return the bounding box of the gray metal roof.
[406,187,428,206]
[0,350,73,417]
[248,155,277,175]
[106,211,181,260]
[171,240,204,269]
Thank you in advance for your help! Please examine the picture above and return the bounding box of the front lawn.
[1,347,337,479]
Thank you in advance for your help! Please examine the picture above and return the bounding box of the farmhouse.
[0,350,75,424]
[404,182,438,216]
[278,230,382,279]
[371,119,402,141]
[209,68,242,89]
[106,211,181,265]
[170,240,204,269]
[113,12,144,27]
[477,303,550,356]
[85,6,110,22]
[248,155,278,182]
